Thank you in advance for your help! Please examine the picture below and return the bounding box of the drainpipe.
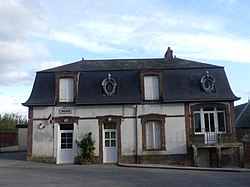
[135,105,139,164]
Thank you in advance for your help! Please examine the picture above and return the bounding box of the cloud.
[0,95,28,117]
[0,71,31,86]
[42,1,250,64]
[33,60,64,72]
[49,31,127,54]
[0,0,50,86]
[0,0,48,42]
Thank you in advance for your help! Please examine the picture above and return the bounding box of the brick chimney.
[164,47,173,60]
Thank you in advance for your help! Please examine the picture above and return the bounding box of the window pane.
[204,113,209,132]
[59,78,74,102]
[154,122,161,149]
[105,132,110,139]
[146,122,154,149]
[61,133,66,138]
[146,121,161,149]
[60,124,74,130]
[144,76,159,100]
[104,123,116,129]
[111,140,116,147]
[67,143,73,149]
[105,140,110,147]
[61,132,73,150]
[203,107,214,111]
[210,113,215,132]
[111,132,116,138]
[67,137,73,144]
[194,113,201,133]
[218,112,226,131]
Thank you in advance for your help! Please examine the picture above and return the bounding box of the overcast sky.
[0,0,250,117]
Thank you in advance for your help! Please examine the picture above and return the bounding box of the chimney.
[164,47,173,60]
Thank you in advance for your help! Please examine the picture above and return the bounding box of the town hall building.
[23,47,244,167]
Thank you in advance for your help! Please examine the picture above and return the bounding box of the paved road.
[0,152,249,187]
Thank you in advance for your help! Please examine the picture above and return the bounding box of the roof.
[23,48,239,106]
[235,101,250,128]
[23,72,56,106]
[40,57,219,73]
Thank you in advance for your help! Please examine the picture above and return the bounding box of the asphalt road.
[0,152,249,187]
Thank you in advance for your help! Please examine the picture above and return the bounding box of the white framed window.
[144,76,159,100]
[193,107,226,134]
[59,78,74,102]
[146,121,161,150]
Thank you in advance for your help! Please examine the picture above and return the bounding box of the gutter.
[135,105,139,164]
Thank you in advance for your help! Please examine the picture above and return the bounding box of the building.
[235,101,250,167]
[23,47,243,167]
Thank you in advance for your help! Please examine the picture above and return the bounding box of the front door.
[204,112,218,144]
[57,124,76,164]
[103,123,117,163]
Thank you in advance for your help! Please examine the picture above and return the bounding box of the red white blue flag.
[39,123,46,129]
[47,114,53,125]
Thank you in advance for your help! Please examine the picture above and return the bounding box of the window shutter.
[146,122,154,149]
[144,76,159,100]
[154,122,161,149]
[59,78,74,102]
[146,121,161,149]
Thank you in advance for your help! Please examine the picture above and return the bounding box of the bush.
[76,132,95,164]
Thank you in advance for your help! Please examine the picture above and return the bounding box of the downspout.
[135,105,139,164]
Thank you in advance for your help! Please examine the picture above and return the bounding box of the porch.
[189,128,244,168]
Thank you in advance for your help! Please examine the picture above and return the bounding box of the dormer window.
[59,78,74,102]
[144,76,159,100]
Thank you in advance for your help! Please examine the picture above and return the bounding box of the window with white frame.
[59,78,74,102]
[193,107,226,134]
[144,76,159,100]
[146,121,161,150]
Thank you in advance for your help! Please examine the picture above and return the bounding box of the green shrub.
[76,132,95,164]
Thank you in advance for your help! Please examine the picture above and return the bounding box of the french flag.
[47,114,53,125]
[39,123,46,129]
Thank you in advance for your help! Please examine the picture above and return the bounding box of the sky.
[0,0,250,117]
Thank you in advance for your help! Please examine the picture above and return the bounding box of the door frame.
[103,127,118,163]
[55,117,78,164]
[203,111,218,144]
[98,116,121,163]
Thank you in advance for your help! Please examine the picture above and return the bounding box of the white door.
[103,127,117,163]
[204,112,218,144]
[57,124,76,164]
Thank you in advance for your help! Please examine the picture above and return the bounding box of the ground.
[0,152,249,187]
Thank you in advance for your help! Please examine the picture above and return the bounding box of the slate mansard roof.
[23,48,239,106]
[235,101,250,128]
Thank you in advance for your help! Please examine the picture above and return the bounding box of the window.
[61,132,73,149]
[59,78,74,102]
[193,107,226,134]
[145,121,162,150]
[144,76,159,100]
[141,114,165,151]
[60,124,74,149]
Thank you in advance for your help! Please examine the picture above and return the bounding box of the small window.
[144,76,159,100]
[218,112,226,131]
[146,121,161,150]
[59,78,74,102]
[61,132,73,149]
[194,113,201,133]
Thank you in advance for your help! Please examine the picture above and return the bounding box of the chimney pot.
[164,47,173,60]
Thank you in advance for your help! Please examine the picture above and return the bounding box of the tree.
[0,113,27,131]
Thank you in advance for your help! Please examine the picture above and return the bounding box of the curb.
[118,163,250,172]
